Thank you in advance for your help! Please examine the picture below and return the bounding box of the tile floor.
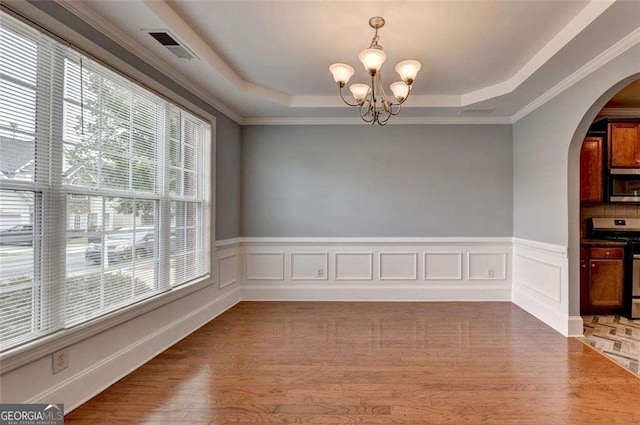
[582,315,640,375]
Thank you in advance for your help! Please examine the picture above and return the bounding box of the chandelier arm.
[386,96,403,115]
[359,98,376,123]
[370,74,377,107]
[338,85,362,107]
[361,108,376,123]
[383,102,393,115]
[376,69,397,106]
[389,104,402,116]
[377,103,393,125]
[392,84,413,107]
[363,75,378,124]
[361,112,376,123]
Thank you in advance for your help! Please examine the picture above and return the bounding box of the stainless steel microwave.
[609,169,640,202]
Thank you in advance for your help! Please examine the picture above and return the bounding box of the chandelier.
[329,17,421,125]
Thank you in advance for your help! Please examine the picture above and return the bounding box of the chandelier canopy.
[329,17,421,125]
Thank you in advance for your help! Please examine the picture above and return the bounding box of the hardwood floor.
[65,302,640,424]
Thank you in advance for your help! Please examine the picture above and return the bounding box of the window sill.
[0,274,213,375]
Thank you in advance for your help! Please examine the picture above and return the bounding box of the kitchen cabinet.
[609,123,640,168]
[581,245,625,314]
[580,137,603,203]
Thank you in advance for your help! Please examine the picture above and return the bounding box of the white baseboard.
[27,287,241,412]
[512,285,569,335]
[568,316,585,337]
[512,301,583,337]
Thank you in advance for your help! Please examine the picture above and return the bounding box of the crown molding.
[55,0,243,124]
[33,1,637,126]
[598,108,640,118]
[462,1,615,106]
[512,26,640,123]
[242,116,513,126]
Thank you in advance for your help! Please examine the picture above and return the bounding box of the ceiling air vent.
[459,107,495,115]
[147,30,198,60]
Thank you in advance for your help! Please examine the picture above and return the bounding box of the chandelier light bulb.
[349,84,370,103]
[358,48,387,75]
[390,81,409,102]
[329,63,355,87]
[395,60,422,84]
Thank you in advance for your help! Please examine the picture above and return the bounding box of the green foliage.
[111,198,155,225]
[65,65,158,220]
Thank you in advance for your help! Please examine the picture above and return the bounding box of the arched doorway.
[567,73,640,331]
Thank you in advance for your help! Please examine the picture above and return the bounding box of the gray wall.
[513,44,640,246]
[215,121,242,239]
[512,44,640,316]
[242,125,513,237]
[27,1,242,240]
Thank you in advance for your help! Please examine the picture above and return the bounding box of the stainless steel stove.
[591,218,640,318]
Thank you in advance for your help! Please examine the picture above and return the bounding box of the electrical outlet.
[52,348,69,374]
[487,268,495,278]
[316,268,324,278]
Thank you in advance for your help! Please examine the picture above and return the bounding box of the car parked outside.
[0,225,33,245]
[85,228,156,264]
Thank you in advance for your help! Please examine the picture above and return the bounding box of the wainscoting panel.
[217,253,238,289]
[246,252,285,281]
[512,238,579,337]
[335,252,374,281]
[215,240,241,291]
[424,252,462,280]
[238,238,512,301]
[379,252,417,280]
[468,252,507,280]
[515,254,562,303]
[291,253,329,280]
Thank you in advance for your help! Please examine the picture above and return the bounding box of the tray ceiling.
[66,1,640,123]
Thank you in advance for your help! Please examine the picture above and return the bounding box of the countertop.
[580,239,628,247]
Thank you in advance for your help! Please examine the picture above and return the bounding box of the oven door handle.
[633,255,640,259]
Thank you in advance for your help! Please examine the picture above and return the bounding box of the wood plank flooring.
[65,302,640,424]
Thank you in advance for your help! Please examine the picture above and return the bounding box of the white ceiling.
[166,1,587,96]
[67,0,640,123]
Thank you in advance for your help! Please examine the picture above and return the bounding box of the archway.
[567,73,640,329]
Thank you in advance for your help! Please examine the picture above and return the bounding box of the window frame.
[0,4,216,374]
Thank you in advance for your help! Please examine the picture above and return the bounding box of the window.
[0,11,211,351]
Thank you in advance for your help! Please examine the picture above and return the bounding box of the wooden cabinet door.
[580,137,603,202]
[609,123,640,167]
[588,259,624,308]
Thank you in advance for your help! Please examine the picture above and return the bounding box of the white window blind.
[0,10,211,351]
